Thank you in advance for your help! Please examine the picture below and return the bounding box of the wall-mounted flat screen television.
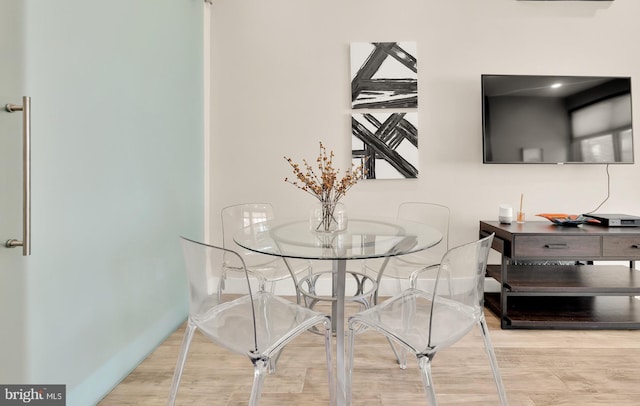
[482,74,634,164]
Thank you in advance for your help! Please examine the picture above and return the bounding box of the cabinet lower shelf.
[486,264,640,295]
[485,293,640,329]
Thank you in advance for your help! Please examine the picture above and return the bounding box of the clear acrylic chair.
[221,203,309,299]
[346,233,508,406]
[168,237,336,406]
[370,202,450,305]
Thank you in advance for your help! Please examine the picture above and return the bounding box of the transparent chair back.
[221,203,278,271]
[390,202,450,278]
[221,203,304,292]
[427,233,491,349]
[371,202,450,303]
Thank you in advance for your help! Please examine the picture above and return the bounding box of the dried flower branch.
[284,142,364,205]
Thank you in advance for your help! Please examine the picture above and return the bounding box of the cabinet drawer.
[513,235,601,258]
[603,236,640,258]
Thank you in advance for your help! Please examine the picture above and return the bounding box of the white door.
[0,0,29,383]
[0,1,204,403]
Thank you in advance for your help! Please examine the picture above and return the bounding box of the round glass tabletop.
[234,217,443,261]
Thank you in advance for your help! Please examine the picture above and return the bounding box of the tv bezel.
[481,74,634,165]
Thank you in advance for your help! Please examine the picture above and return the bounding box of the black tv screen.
[482,74,634,164]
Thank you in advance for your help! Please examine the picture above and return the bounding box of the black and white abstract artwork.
[350,42,418,109]
[352,112,418,179]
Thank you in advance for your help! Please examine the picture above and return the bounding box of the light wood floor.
[99,302,640,405]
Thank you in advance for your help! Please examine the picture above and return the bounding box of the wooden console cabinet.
[479,221,640,329]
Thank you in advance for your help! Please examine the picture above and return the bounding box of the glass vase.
[309,201,347,233]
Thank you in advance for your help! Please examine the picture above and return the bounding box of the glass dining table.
[234,217,443,406]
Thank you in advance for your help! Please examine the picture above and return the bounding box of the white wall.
[208,0,640,253]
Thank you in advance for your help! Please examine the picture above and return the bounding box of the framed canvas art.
[352,112,418,179]
[351,42,418,109]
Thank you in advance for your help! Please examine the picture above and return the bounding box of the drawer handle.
[544,243,568,249]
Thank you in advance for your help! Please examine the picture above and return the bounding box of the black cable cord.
[584,164,611,214]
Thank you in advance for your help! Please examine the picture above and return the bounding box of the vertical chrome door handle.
[5,96,31,256]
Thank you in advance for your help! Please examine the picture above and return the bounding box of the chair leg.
[249,359,268,406]
[345,323,357,406]
[323,319,337,406]
[386,338,407,369]
[478,317,509,406]
[167,320,197,405]
[417,354,437,406]
[389,290,416,369]
[268,349,282,374]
